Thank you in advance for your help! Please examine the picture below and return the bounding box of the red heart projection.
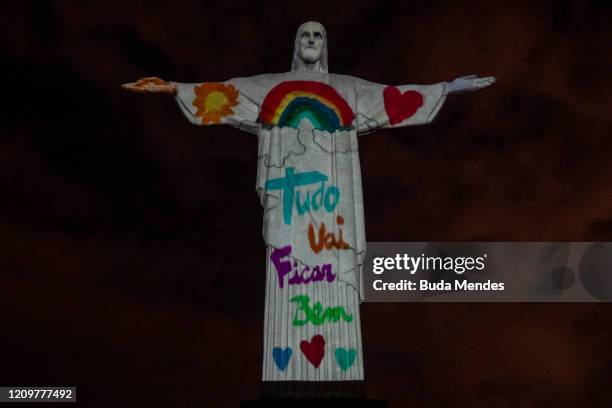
[300,335,325,368]
[383,86,424,125]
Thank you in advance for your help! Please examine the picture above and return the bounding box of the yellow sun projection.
[192,82,239,124]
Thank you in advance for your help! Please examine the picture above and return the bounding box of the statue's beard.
[299,49,321,64]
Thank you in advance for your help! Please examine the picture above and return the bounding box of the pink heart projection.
[383,86,424,125]
[300,335,325,368]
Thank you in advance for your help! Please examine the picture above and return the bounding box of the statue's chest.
[258,80,356,132]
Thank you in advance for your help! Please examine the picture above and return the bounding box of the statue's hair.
[291,21,328,73]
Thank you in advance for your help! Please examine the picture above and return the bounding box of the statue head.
[291,21,328,73]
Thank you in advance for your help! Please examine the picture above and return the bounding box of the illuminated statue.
[124,21,494,393]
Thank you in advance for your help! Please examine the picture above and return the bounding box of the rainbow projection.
[258,81,355,132]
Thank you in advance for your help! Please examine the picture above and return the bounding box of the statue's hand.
[122,77,177,94]
[444,74,496,95]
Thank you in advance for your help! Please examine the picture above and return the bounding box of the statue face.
[297,22,325,64]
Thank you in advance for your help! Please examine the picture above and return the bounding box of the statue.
[123,21,495,402]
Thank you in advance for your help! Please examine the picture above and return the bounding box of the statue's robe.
[174,72,446,381]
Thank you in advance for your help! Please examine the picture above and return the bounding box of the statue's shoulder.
[241,72,292,85]
[328,73,359,81]
[236,72,367,90]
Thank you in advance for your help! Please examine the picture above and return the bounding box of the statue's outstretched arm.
[444,74,496,95]
[122,77,177,95]
[356,80,447,134]
[355,73,495,134]
[124,76,262,134]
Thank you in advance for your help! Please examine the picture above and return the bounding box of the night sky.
[1,1,611,406]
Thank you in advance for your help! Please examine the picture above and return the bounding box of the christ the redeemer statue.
[124,21,494,398]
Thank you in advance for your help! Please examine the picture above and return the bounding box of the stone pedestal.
[241,381,387,407]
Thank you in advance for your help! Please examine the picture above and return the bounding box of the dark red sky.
[1,1,611,406]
